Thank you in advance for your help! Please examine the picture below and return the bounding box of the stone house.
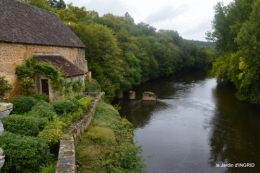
[0,0,88,101]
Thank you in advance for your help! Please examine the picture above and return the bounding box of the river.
[118,72,260,173]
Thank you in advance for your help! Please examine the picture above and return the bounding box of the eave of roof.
[36,55,85,77]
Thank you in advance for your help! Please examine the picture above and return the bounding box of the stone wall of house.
[34,75,86,102]
[0,42,86,86]
[56,92,102,173]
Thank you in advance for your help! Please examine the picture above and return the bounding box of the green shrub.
[19,77,35,96]
[0,132,50,173]
[35,93,49,102]
[67,97,81,109]
[38,116,67,146]
[85,79,101,92]
[30,100,57,121]
[11,96,37,114]
[0,76,12,102]
[79,96,93,112]
[71,108,83,122]
[40,162,56,173]
[52,98,80,116]
[86,127,116,145]
[3,114,48,136]
[74,93,86,100]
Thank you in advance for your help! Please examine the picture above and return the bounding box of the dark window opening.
[41,79,49,96]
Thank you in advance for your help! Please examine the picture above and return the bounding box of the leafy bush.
[3,114,48,136]
[79,96,93,112]
[11,96,37,114]
[30,100,57,121]
[52,98,80,116]
[86,127,116,145]
[40,162,57,173]
[72,79,84,92]
[0,76,12,102]
[71,108,83,122]
[85,79,101,92]
[35,93,49,102]
[38,116,66,146]
[74,93,86,100]
[0,132,50,173]
[19,77,35,96]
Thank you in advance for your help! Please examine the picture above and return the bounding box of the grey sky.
[64,0,233,41]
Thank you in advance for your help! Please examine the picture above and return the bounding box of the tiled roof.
[0,0,85,48]
[36,55,85,77]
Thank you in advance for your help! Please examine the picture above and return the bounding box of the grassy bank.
[76,102,145,173]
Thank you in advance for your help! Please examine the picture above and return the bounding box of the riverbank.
[76,102,145,173]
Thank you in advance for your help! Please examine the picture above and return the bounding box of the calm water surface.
[118,73,260,173]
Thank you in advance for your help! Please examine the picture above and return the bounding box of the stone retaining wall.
[56,93,102,173]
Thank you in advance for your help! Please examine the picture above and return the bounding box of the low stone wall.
[56,93,102,173]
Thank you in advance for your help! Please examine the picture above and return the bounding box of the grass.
[76,102,146,173]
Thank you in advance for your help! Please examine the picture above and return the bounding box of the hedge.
[3,114,48,137]
[11,96,37,114]
[0,132,50,173]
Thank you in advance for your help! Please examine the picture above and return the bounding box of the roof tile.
[0,0,85,48]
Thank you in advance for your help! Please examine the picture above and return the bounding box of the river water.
[118,73,260,173]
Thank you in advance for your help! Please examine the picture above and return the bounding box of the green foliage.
[86,127,117,145]
[72,79,84,92]
[0,132,50,173]
[35,93,50,102]
[30,100,57,121]
[52,97,80,116]
[84,79,101,92]
[189,40,215,50]
[16,57,65,92]
[50,0,66,9]
[57,9,77,22]
[3,114,48,137]
[19,77,35,96]
[26,2,212,102]
[0,76,12,101]
[210,0,260,104]
[121,52,142,90]
[79,96,93,112]
[64,107,84,123]
[11,96,37,114]
[72,23,123,101]
[76,102,145,173]
[40,162,57,173]
[74,93,87,100]
[27,0,51,10]
[38,116,66,146]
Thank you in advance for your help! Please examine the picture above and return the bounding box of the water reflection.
[118,73,260,173]
[209,85,260,172]
[118,99,168,128]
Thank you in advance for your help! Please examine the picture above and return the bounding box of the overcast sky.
[64,0,233,41]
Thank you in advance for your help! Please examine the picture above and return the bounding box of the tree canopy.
[21,0,212,101]
[208,0,260,104]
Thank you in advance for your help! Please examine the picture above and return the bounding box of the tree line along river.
[118,72,260,173]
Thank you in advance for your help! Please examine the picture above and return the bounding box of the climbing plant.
[19,77,35,96]
[16,57,65,92]
[15,56,84,96]
[0,76,12,101]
